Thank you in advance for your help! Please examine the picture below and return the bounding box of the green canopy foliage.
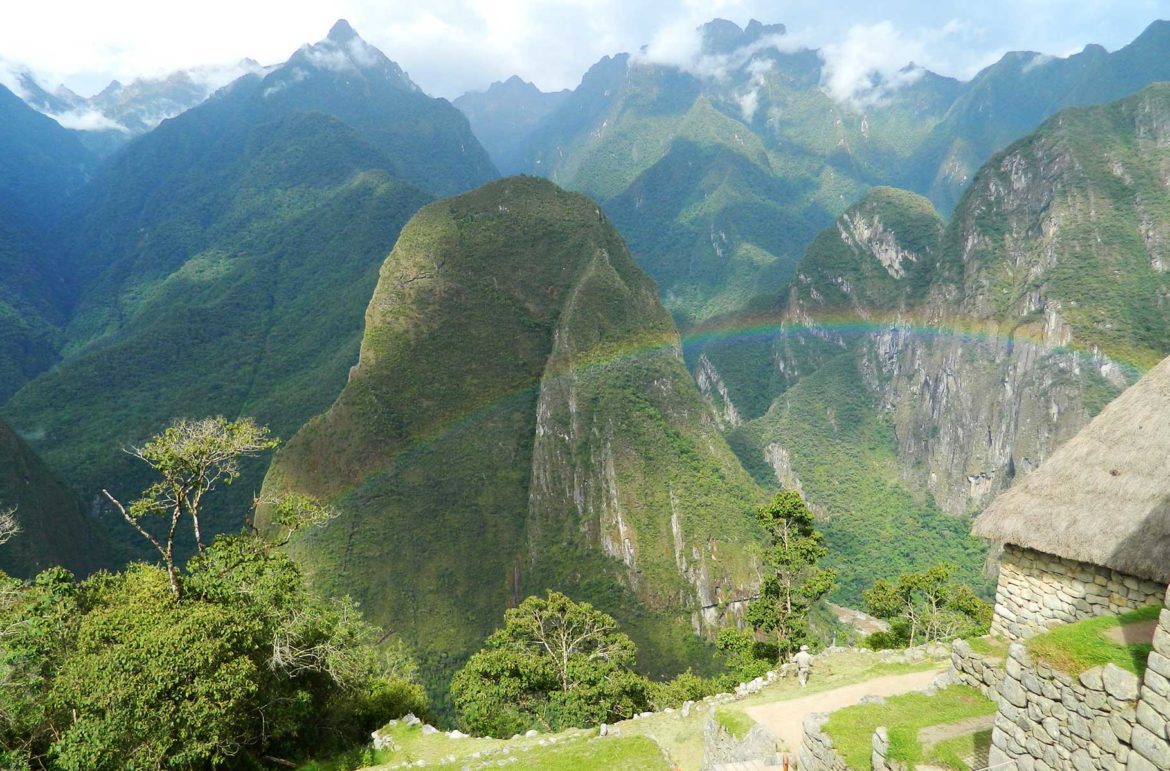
[745,491,836,657]
[450,593,652,737]
[863,563,992,649]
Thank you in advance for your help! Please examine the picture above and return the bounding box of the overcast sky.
[0,0,1165,99]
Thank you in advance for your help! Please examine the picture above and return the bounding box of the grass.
[822,685,996,770]
[964,636,1009,660]
[928,727,993,771]
[714,708,755,740]
[1026,605,1161,676]
[338,649,949,771]
[353,723,668,771]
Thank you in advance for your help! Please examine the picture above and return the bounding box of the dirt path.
[744,667,946,753]
[918,713,996,748]
[1105,618,1157,645]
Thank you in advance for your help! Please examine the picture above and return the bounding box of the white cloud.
[0,1,1162,100]
[1022,52,1056,73]
[817,20,987,109]
[736,58,773,121]
[45,108,130,132]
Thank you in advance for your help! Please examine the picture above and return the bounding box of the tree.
[0,508,19,547]
[450,592,651,737]
[103,417,278,597]
[746,490,837,658]
[0,419,423,770]
[862,563,992,648]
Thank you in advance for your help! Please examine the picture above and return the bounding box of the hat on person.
[800,645,809,651]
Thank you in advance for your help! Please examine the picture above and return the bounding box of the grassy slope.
[823,685,996,769]
[3,113,432,549]
[334,650,943,771]
[261,177,764,709]
[1027,605,1161,676]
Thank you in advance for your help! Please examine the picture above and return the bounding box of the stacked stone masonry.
[1129,598,1170,771]
[991,545,1164,641]
[951,638,1005,698]
[799,713,849,771]
[988,641,1141,770]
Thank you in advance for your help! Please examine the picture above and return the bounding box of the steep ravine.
[696,88,1170,595]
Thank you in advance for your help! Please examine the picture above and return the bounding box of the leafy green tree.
[450,592,651,736]
[862,563,992,648]
[0,419,424,769]
[746,490,837,658]
[103,416,278,597]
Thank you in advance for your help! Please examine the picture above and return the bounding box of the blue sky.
[0,0,1165,98]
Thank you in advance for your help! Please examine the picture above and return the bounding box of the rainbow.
[283,308,1152,496]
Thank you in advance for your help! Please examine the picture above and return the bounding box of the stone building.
[972,355,1170,641]
[970,355,1170,770]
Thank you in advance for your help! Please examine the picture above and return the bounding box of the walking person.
[794,644,813,687]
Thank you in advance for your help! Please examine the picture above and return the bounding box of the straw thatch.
[972,355,1170,584]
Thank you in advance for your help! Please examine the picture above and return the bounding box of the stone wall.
[1129,592,1170,771]
[701,717,779,770]
[987,641,1141,770]
[799,712,849,771]
[991,545,1164,640]
[951,638,1006,698]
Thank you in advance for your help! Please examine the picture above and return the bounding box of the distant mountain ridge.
[1,20,506,558]
[696,83,1170,600]
[461,18,1170,324]
[453,76,570,173]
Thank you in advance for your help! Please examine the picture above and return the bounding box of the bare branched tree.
[0,507,19,546]
[104,417,278,597]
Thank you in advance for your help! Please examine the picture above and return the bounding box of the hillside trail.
[744,666,946,754]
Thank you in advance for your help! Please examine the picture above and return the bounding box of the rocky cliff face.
[700,85,1170,535]
[260,177,763,686]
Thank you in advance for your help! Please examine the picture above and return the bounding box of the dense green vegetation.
[862,563,992,649]
[4,111,433,553]
[1026,605,1161,676]
[745,490,836,655]
[727,353,992,604]
[0,421,425,771]
[0,420,103,579]
[262,177,765,712]
[451,593,652,737]
[822,685,997,770]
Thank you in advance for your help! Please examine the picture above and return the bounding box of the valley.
[1,8,1169,769]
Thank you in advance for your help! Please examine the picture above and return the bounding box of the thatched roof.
[972,355,1170,583]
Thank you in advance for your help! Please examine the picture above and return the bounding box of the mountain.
[912,19,1170,212]
[504,20,961,323]
[0,83,94,221]
[258,176,765,701]
[3,109,432,555]
[0,419,101,578]
[453,76,569,173]
[245,19,496,197]
[696,83,1170,600]
[11,60,267,156]
[495,18,1170,325]
[0,84,96,400]
[1,20,509,555]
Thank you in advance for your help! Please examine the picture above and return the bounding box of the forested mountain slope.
[698,84,1170,599]
[260,177,765,699]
